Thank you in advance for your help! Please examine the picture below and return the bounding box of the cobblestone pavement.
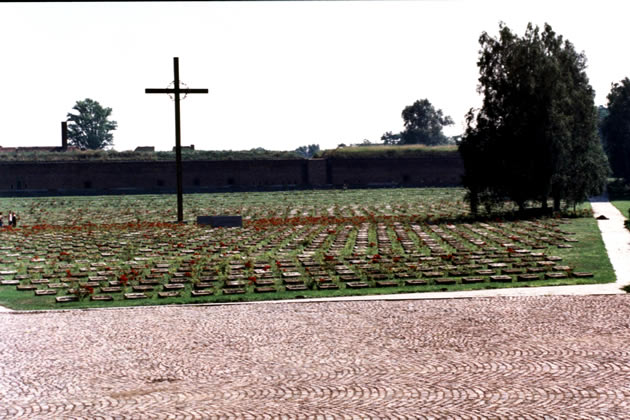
[1,295,630,419]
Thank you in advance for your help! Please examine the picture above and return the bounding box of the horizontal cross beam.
[145,88,209,94]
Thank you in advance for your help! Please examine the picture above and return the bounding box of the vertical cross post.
[145,57,208,222]
[173,58,183,222]
[61,121,68,150]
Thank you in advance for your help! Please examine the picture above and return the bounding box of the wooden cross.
[145,57,208,222]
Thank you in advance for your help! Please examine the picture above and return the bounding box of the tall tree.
[67,98,117,150]
[459,23,608,214]
[400,99,453,145]
[294,144,320,158]
[601,78,630,183]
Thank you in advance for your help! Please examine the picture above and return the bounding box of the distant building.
[135,146,155,152]
[173,144,195,151]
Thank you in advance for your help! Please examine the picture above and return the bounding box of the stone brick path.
[2,295,630,419]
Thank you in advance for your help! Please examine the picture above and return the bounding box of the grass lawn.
[611,200,630,220]
[0,190,617,310]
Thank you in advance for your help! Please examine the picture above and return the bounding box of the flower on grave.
[184,271,192,277]
[66,269,72,277]
[319,278,327,282]
[263,265,271,271]
[369,242,376,247]
[324,255,335,261]
[276,261,282,268]
[86,286,94,295]
[244,261,253,269]
[119,274,129,285]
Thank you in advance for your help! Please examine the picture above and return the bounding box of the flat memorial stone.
[222,288,246,295]
[56,295,78,303]
[91,295,114,301]
[35,289,57,296]
[197,215,243,228]
[191,289,214,297]
[1,280,20,286]
[124,293,148,299]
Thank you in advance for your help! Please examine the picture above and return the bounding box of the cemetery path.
[1,295,629,419]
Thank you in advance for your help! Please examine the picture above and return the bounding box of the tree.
[294,144,320,158]
[400,99,453,145]
[601,78,630,182]
[380,131,401,145]
[459,22,608,214]
[67,98,117,150]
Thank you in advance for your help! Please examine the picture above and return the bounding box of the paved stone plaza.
[1,295,629,419]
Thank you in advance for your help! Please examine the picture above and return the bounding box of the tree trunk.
[470,189,479,216]
[553,195,561,211]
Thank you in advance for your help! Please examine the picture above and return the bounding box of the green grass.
[552,212,615,283]
[317,144,458,159]
[611,200,630,219]
[0,148,303,162]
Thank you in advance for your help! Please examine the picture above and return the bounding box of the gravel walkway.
[1,295,629,419]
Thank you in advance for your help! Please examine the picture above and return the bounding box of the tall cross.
[145,57,208,222]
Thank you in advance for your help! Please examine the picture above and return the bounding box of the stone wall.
[0,154,463,195]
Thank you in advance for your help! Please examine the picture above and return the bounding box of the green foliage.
[0,148,303,162]
[601,78,630,183]
[294,144,320,158]
[400,99,454,146]
[67,98,118,150]
[459,22,609,215]
[318,144,457,159]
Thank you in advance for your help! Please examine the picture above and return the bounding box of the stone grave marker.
[197,216,243,228]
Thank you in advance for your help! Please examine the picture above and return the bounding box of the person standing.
[8,212,13,227]
[11,212,17,227]
[0,212,3,227]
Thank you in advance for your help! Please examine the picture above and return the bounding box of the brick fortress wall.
[0,154,463,195]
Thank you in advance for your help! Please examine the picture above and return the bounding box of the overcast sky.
[1,1,629,152]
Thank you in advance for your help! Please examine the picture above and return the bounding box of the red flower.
[119,274,129,285]
[324,255,334,261]
[248,276,257,281]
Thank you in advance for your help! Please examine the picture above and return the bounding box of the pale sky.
[1,1,629,152]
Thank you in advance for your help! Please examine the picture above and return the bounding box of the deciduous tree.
[601,78,630,183]
[67,98,117,150]
[400,99,453,146]
[459,23,608,214]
